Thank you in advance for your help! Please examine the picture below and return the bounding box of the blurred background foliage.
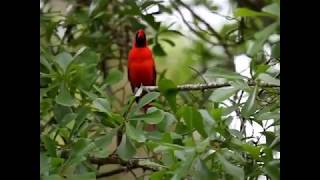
[40,0,280,179]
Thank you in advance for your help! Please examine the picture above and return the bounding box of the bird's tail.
[143,104,157,132]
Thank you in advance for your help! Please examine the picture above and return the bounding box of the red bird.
[128,29,156,131]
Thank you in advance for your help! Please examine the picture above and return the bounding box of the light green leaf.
[150,170,166,180]
[234,8,275,17]
[193,158,218,180]
[105,68,123,85]
[55,84,76,107]
[116,135,136,161]
[241,143,261,160]
[217,153,244,180]
[256,111,280,121]
[209,87,239,102]
[172,150,195,180]
[94,128,117,149]
[55,52,73,73]
[126,122,146,143]
[262,3,280,17]
[92,98,111,115]
[207,67,247,80]
[241,85,258,118]
[257,73,280,86]
[129,107,164,124]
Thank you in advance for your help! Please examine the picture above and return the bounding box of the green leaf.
[207,67,247,80]
[241,143,261,160]
[161,38,175,47]
[116,135,136,161]
[241,85,258,118]
[138,92,160,108]
[142,14,160,30]
[55,52,73,73]
[105,68,123,85]
[153,43,167,56]
[263,160,280,180]
[59,113,77,128]
[126,122,146,142]
[179,106,207,138]
[160,29,184,37]
[247,22,279,56]
[193,158,218,180]
[216,153,244,180]
[92,98,111,115]
[42,174,64,180]
[67,172,96,180]
[150,170,166,180]
[130,107,164,124]
[256,111,280,121]
[262,3,280,17]
[42,135,56,157]
[234,8,275,17]
[67,138,96,166]
[94,128,117,149]
[55,84,76,107]
[209,87,239,102]
[172,150,195,180]
[257,73,280,86]
[159,78,178,112]
[271,43,280,59]
[222,105,239,116]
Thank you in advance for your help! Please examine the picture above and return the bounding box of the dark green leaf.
[150,170,166,180]
[161,38,175,47]
[55,84,77,107]
[142,14,160,30]
[216,153,244,180]
[172,150,195,180]
[153,43,167,56]
[67,138,95,166]
[159,78,178,112]
[241,85,258,118]
[59,113,77,127]
[179,106,207,138]
[130,107,164,124]
[67,172,96,180]
[193,158,218,180]
[263,160,280,180]
[126,122,146,142]
[42,174,64,180]
[116,135,136,161]
[94,128,117,149]
[42,135,56,157]
[271,43,280,59]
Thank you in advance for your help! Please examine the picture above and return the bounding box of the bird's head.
[135,29,147,48]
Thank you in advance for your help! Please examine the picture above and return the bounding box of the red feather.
[128,29,157,131]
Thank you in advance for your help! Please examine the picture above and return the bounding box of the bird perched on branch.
[128,29,157,131]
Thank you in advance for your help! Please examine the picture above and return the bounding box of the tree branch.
[134,82,279,97]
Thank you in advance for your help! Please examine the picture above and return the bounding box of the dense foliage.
[40,0,280,179]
